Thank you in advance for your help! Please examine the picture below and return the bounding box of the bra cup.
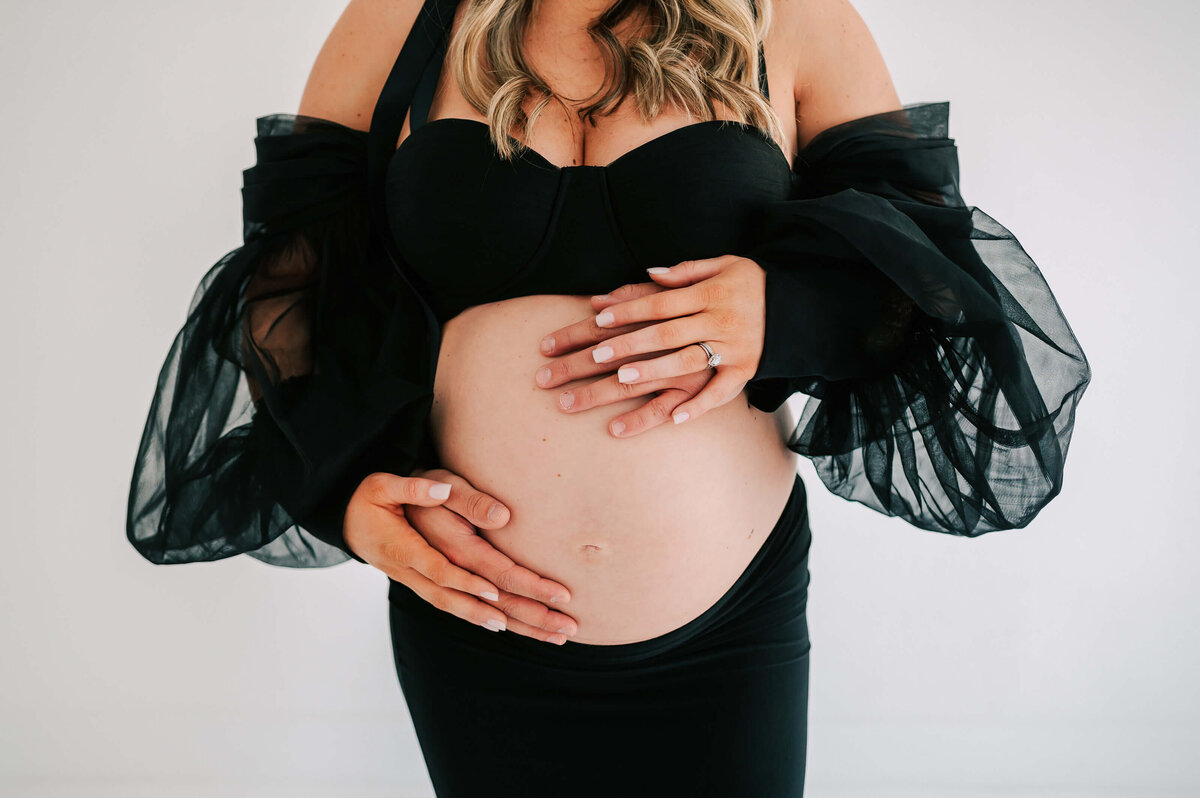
[604,130,793,267]
[387,124,560,301]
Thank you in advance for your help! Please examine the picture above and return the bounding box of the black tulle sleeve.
[126,113,435,567]
[741,101,1091,536]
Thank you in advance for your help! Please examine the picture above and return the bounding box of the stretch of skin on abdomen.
[430,293,799,645]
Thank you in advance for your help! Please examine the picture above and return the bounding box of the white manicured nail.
[612,421,626,436]
[593,345,614,363]
[480,591,499,601]
[484,619,506,632]
[673,411,689,424]
[617,366,638,383]
[646,267,670,274]
[595,311,614,327]
[428,482,451,499]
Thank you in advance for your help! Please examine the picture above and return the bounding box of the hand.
[534,255,767,436]
[344,469,578,645]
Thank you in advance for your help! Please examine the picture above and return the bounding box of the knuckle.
[657,322,681,348]
[425,556,448,586]
[464,492,493,524]
[648,293,671,318]
[381,538,412,568]
[492,565,520,594]
[617,378,642,397]
[360,472,392,502]
[711,306,739,333]
[646,397,675,422]
[704,280,730,305]
[426,589,449,612]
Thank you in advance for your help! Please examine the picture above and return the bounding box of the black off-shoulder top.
[126,0,1091,568]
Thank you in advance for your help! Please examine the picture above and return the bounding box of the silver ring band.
[694,341,722,369]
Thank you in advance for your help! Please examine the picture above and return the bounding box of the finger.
[403,502,574,604]
[537,309,659,362]
[557,369,698,414]
[489,590,580,638]
[667,366,747,426]
[536,330,675,391]
[613,338,714,386]
[501,611,571,646]
[545,314,713,391]
[396,565,510,632]
[608,387,694,438]
[360,471,456,509]
[587,282,662,312]
[459,534,573,605]
[423,469,511,530]
[645,256,733,287]
[592,281,707,331]
[380,521,502,602]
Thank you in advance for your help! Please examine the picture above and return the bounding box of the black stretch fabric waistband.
[388,471,811,666]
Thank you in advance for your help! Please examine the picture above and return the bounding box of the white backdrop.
[2,1,1196,796]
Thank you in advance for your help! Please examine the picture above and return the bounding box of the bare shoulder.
[772,0,902,149]
[296,0,426,131]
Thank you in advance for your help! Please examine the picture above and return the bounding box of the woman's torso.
[386,2,803,644]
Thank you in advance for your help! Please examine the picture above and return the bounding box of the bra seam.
[497,168,570,291]
[597,170,644,271]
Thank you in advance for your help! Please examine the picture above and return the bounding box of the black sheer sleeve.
[741,101,1091,536]
[126,113,436,567]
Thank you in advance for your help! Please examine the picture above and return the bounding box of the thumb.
[645,256,726,287]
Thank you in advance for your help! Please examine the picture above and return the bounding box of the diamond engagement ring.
[694,341,721,369]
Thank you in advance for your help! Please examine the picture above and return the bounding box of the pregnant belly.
[430,294,800,644]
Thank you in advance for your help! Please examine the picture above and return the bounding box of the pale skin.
[304,0,901,643]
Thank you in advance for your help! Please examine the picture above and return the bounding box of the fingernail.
[646,266,670,274]
[556,627,570,635]
[672,411,689,424]
[558,390,574,410]
[539,335,554,354]
[592,294,611,302]
[612,420,626,436]
[551,635,567,646]
[617,366,638,383]
[480,590,499,601]
[484,619,506,632]
[595,311,614,327]
[550,592,569,604]
[592,345,614,363]
[536,366,551,386]
[428,482,451,499]
[487,503,507,524]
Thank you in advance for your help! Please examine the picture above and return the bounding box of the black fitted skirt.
[387,472,813,798]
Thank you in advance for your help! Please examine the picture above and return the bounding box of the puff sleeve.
[126,113,436,567]
[741,101,1091,536]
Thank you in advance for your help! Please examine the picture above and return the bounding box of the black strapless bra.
[385,39,794,324]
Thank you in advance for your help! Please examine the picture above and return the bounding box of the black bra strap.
[409,22,451,131]
[365,0,460,385]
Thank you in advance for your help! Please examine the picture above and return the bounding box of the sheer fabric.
[127,100,1090,567]
[127,114,436,567]
[742,101,1091,535]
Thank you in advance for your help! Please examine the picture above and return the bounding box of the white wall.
[1,1,1196,796]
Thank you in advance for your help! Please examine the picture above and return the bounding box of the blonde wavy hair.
[446,0,783,161]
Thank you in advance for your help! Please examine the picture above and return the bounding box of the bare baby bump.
[430,294,800,644]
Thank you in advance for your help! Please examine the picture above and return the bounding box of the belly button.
[579,543,605,556]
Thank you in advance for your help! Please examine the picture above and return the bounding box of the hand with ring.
[533,255,768,437]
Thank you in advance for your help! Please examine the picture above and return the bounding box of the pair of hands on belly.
[535,254,768,435]
[348,255,767,645]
